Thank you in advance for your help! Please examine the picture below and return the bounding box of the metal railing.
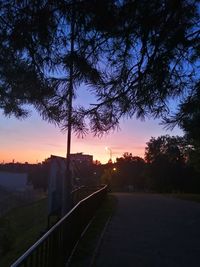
[11,185,107,267]
[71,185,104,206]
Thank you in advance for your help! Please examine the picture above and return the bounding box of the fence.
[10,184,107,267]
[71,185,104,206]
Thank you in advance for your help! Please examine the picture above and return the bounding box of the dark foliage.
[104,135,200,193]
[28,162,49,191]
[145,135,188,164]
[145,135,200,193]
[102,153,146,191]
[115,153,145,190]
[165,83,200,172]
[0,1,199,135]
[72,161,102,186]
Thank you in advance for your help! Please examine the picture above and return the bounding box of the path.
[94,193,200,267]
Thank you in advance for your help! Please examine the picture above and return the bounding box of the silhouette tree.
[165,83,200,172]
[144,135,198,192]
[28,163,49,191]
[145,135,188,164]
[0,1,199,134]
[0,0,105,214]
[114,153,145,191]
[0,1,103,133]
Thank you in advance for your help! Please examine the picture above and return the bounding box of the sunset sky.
[0,74,184,164]
[0,102,183,164]
[0,72,184,164]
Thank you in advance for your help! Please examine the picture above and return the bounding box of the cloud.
[46,143,64,148]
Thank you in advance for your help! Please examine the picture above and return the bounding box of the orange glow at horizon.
[0,139,144,164]
[0,110,183,165]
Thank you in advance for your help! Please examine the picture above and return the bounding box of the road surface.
[94,193,200,267]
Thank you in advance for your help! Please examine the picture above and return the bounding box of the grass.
[0,193,116,267]
[171,193,200,203]
[69,194,117,267]
[0,198,48,267]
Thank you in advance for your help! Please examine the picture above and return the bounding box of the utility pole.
[61,2,75,216]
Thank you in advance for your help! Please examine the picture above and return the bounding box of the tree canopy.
[144,134,200,192]
[0,0,199,134]
[165,82,200,171]
[145,135,189,163]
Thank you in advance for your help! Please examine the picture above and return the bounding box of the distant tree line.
[0,159,103,192]
[102,135,200,193]
[0,162,31,173]
[27,160,102,191]
[0,162,49,191]
[1,131,199,194]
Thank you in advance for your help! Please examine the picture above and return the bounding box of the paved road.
[94,193,200,267]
